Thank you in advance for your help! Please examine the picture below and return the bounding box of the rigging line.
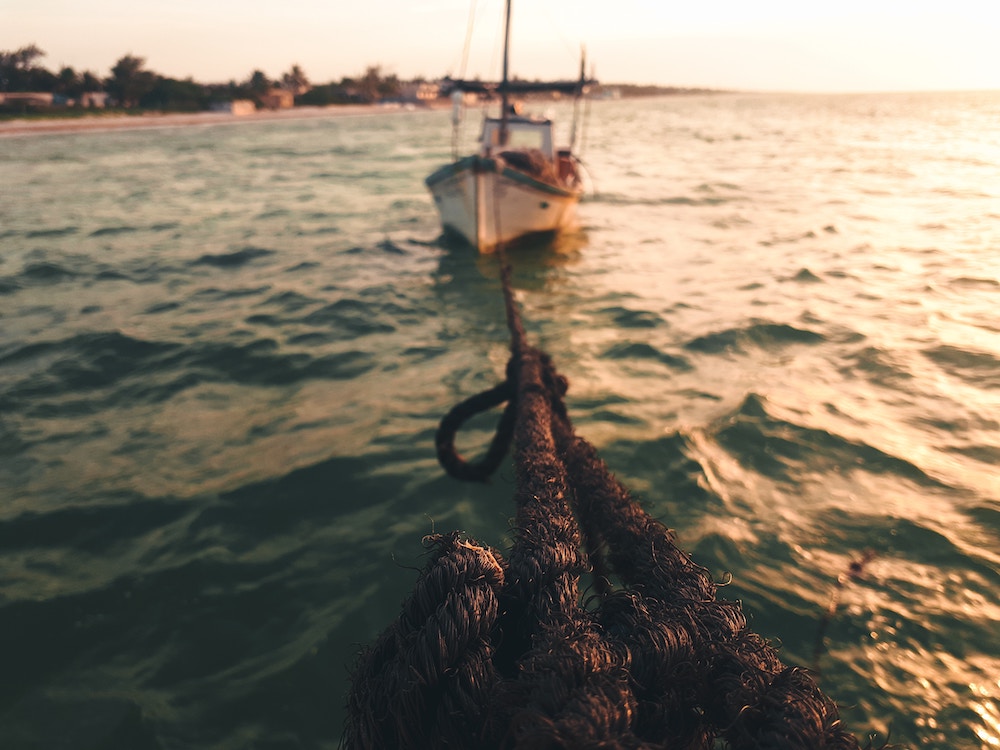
[457,0,479,80]
[581,79,593,156]
[570,46,585,152]
[534,0,585,67]
[492,176,509,298]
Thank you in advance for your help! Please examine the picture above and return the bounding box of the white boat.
[425,1,593,254]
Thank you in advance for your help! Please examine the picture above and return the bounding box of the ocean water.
[1,92,998,748]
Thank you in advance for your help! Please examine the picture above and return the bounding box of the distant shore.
[0,89,737,138]
[0,103,447,138]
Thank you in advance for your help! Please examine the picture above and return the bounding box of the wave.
[301,300,396,337]
[601,431,718,511]
[759,230,819,247]
[0,330,377,418]
[256,208,291,219]
[947,443,1000,466]
[601,341,692,371]
[0,495,188,554]
[0,535,326,743]
[192,285,272,302]
[788,268,823,283]
[1,256,166,292]
[375,238,409,255]
[88,221,181,237]
[840,345,914,388]
[596,306,665,329]
[261,290,322,312]
[0,451,420,745]
[198,455,389,542]
[709,393,947,488]
[190,246,276,268]
[684,321,825,354]
[89,225,141,237]
[26,226,79,238]
[923,344,1000,388]
[0,330,179,377]
[247,284,435,338]
[947,276,999,290]
[1,242,278,294]
[590,191,735,207]
[19,261,78,283]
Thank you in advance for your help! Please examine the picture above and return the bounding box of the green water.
[1,92,998,748]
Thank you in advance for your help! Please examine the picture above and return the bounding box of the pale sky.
[4,0,1000,92]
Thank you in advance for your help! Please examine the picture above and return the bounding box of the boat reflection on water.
[434,225,588,291]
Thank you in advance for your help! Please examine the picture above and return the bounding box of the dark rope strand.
[432,258,526,483]
[491,321,633,748]
[344,532,506,748]
[550,364,859,748]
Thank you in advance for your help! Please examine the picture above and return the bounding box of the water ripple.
[685,321,825,354]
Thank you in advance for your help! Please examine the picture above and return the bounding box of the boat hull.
[426,155,580,253]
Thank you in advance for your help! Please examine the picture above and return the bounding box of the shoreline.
[0,103,447,138]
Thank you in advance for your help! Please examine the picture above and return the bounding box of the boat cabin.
[480,116,556,161]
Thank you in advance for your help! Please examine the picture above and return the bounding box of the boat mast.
[570,46,585,151]
[499,0,512,146]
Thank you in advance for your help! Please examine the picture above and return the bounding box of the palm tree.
[106,54,156,107]
[282,64,310,96]
[247,70,271,94]
[358,65,382,103]
[0,44,46,91]
[56,66,79,98]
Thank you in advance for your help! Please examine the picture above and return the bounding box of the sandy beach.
[0,103,442,137]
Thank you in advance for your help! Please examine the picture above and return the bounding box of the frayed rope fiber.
[345,259,864,749]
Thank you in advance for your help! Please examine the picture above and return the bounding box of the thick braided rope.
[345,533,506,748]
[345,258,863,749]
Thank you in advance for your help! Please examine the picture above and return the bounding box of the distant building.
[80,92,109,108]
[260,88,294,110]
[0,92,54,107]
[0,91,109,109]
[400,82,440,103]
[284,80,310,97]
[210,99,257,116]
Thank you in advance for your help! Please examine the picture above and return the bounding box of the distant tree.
[202,79,238,101]
[346,65,402,102]
[297,82,353,106]
[81,71,103,92]
[140,77,208,111]
[357,65,382,102]
[246,69,271,94]
[30,67,57,93]
[1,47,439,112]
[282,64,310,95]
[55,66,80,97]
[377,72,401,99]
[106,54,156,107]
[0,44,48,91]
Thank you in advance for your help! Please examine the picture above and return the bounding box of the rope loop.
[435,379,518,482]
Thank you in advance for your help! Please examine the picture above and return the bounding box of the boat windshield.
[481,118,554,159]
[507,128,545,150]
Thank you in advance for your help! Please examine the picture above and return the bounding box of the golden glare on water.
[970,682,1000,747]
